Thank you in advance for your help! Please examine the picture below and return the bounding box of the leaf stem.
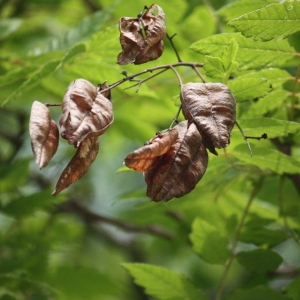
[235,121,253,156]
[215,177,264,300]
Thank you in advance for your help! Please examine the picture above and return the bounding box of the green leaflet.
[204,38,239,81]
[236,68,292,88]
[190,33,298,70]
[232,117,300,138]
[286,275,300,300]
[232,144,300,175]
[228,77,272,102]
[226,286,290,300]
[236,249,283,273]
[228,2,300,41]
[189,218,230,264]
[217,0,278,22]
[1,190,55,218]
[122,263,208,300]
[242,89,290,118]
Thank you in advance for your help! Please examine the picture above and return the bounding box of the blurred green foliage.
[0,0,300,299]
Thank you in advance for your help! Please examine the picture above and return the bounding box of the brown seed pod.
[59,79,113,147]
[181,82,236,155]
[29,101,59,169]
[124,128,179,172]
[117,4,166,65]
[52,136,99,196]
[145,121,208,202]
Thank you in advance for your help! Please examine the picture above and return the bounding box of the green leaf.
[237,249,283,273]
[228,2,300,41]
[232,144,300,175]
[49,266,124,300]
[1,190,55,218]
[1,60,60,106]
[189,218,230,264]
[204,55,224,78]
[237,68,292,89]
[57,43,86,68]
[243,89,290,118]
[204,38,239,80]
[31,4,115,54]
[232,117,300,138]
[239,217,287,247]
[217,0,277,22]
[190,33,299,70]
[0,18,22,41]
[222,38,239,71]
[228,78,272,102]
[285,275,300,300]
[122,263,208,300]
[226,286,290,300]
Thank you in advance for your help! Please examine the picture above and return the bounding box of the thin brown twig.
[100,62,204,95]
[167,33,182,62]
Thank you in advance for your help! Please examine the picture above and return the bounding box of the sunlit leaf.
[217,0,277,22]
[232,144,300,175]
[228,78,272,102]
[232,117,300,138]
[122,263,209,300]
[228,2,300,41]
[190,33,299,70]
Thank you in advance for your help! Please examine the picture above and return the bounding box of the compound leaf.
[228,2,300,41]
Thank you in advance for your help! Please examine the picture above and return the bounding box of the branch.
[100,62,204,95]
[167,33,182,62]
[56,198,173,239]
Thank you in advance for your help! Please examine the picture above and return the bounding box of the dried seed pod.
[145,121,208,202]
[117,4,166,65]
[52,136,99,196]
[60,79,113,147]
[124,128,178,171]
[29,101,59,169]
[181,82,236,155]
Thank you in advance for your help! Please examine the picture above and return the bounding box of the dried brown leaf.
[145,121,208,202]
[29,101,59,169]
[117,4,166,65]
[181,82,236,155]
[60,79,113,147]
[124,128,178,172]
[52,136,99,196]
